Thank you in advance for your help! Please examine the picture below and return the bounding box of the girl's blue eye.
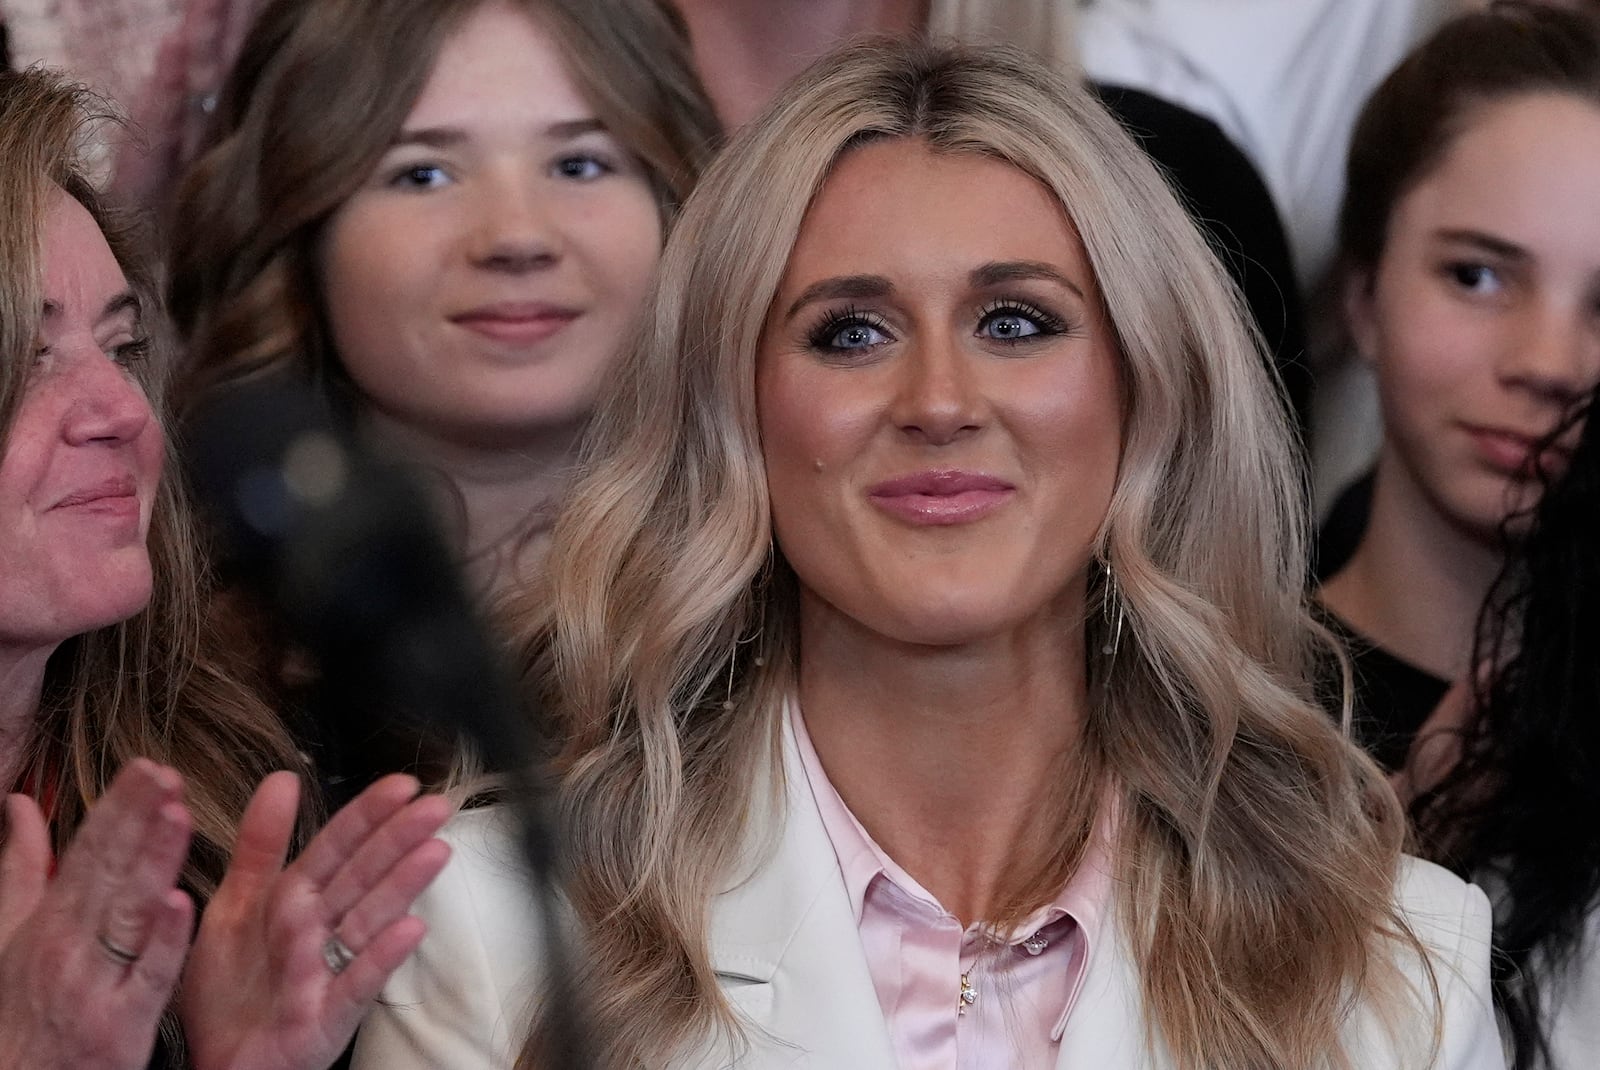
[391,164,451,189]
[556,155,611,180]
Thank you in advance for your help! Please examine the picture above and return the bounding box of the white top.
[354,736,1504,1067]
[1077,0,1461,283]
[1543,908,1600,1068]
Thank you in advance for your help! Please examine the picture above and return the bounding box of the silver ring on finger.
[322,933,357,975]
[96,933,141,967]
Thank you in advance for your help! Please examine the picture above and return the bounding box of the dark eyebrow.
[391,126,469,151]
[784,274,894,321]
[1434,228,1528,262]
[39,290,140,326]
[392,117,607,151]
[99,291,141,325]
[547,118,606,140]
[970,260,1085,299]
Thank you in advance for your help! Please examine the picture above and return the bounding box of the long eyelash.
[805,304,889,350]
[115,336,153,364]
[976,298,1075,338]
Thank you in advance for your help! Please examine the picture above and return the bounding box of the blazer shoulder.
[353,805,544,1070]
[1378,855,1504,1069]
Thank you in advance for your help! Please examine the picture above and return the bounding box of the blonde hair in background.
[927,0,1081,69]
[0,65,311,951]
[515,40,1437,1070]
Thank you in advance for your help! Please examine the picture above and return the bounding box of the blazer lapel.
[698,726,899,1069]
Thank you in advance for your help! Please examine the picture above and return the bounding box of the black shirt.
[1316,607,1451,773]
[1093,82,1310,430]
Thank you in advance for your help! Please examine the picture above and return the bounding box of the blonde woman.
[675,0,1309,426]
[355,41,1499,1070]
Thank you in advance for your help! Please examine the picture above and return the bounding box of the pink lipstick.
[866,469,1015,526]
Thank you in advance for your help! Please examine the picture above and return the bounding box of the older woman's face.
[757,139,1122,646]
[0,190,163,652]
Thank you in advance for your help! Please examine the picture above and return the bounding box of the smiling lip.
[1463,424,1572,479]
[450,302,582,344]
[52,477,140,521]
[867,470,1016,526]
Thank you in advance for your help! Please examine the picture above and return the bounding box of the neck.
[674,0,931,126]
[0,645,51,792]
[1321,450,1504,681]
[362,412,583,602]
[795,588,1088,926]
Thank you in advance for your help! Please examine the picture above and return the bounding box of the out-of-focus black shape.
[185,375,589,1069]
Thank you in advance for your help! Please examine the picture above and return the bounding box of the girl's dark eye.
[976,301,1068,344]
[1447,262,1502,296]
[807,309,893,353]
[389,164,451,190]
[556,155,611,180]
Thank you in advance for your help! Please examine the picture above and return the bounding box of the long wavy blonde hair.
[518,40,1432,1070]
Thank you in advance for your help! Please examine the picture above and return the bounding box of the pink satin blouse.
[791,707,1114,1070]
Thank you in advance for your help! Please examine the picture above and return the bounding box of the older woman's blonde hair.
[516,40,1433,1070]
[0,68,309,910]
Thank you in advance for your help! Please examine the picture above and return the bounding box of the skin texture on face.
[758,138,1123,649]
[0,189,163,653]
[318,0,664,451]
[1348,91,1600,544]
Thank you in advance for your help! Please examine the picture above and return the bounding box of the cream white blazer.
[354,735,1504,1069]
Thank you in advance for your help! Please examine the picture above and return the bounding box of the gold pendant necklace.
[958,971,977,1016]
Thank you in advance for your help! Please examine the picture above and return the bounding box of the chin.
[71,574,155,634]
[872,602,1028,648]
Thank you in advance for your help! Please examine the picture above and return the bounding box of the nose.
[888,330,985,445]
[467,170,561,275]
[1499,303,1600,408]
[62,355,153,446]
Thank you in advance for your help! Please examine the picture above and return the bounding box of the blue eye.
[555,154,611,180]
[980,312,1040,341]
[807,310,893,353]
[389,163,452,190]
[976,300,1068,345]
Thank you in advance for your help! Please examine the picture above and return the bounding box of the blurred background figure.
[1316,4,1600,772]
[166,0,719,794]
[0,0,259,210]
[1401,383,1600,1069]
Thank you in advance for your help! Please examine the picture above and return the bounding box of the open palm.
[179,772,452,1070]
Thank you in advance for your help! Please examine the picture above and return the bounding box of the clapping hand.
[178,773,453,1070]
[0,759,195,1070]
